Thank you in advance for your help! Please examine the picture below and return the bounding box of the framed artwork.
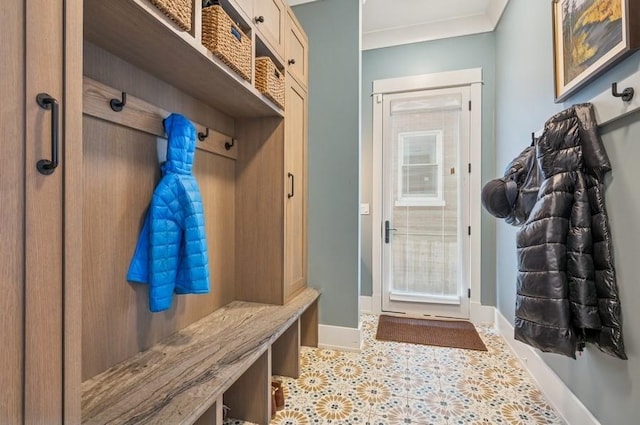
[552,0,640,102]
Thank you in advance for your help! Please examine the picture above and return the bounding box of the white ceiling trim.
[486,0,510,30]
[287,0,510,51]
[362,14,493,51]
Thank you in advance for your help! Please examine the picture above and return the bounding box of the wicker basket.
[149,0,192,31]
[255,57,285,109]
[202,5,252,82]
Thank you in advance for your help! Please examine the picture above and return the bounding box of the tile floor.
[229,314,566,425]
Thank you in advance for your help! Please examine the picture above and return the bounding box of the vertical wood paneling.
[64,0,84,423]
[0,2,25,423]
[284,78,307,302]
[235,117,286,304]
[223,350,270,425]
[81,117,236,380]
[24,0,65,423]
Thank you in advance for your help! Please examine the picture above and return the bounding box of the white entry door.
[380,86,471,319]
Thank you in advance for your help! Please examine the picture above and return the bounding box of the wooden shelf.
[84,0,284,118]
[81,288,319,425]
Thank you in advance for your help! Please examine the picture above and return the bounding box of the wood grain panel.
[272,321,300,378]
[284,78,307,303]
[224,350,270,424]
[300,299,318,348]
[24,0,64,422]
[81,116,236,380]
[235,117,285,304]
[64,0,84,423]
[285,11,308,88]
[83,77,237,160]
[81,288,319,425]
[0,1,24,422]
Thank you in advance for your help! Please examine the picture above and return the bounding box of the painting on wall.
[552,0,639,102]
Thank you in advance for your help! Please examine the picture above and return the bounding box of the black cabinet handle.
[384,220,397,244]
[288,59,296,65]
[288,172,294,198]
[36,93,59,175]
[255,15,264,23]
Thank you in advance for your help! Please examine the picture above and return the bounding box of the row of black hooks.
[109,91,235,150]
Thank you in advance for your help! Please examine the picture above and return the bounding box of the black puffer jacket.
[486,104,626,359]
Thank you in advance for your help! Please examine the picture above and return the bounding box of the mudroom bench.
[81,288,320,425]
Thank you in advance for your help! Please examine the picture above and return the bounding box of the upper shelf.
[84,0,284,118]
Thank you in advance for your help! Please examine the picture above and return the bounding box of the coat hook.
[110,91,127,112]
[611,82,634,102]
[224,138,235,150]
[198,127,209,141]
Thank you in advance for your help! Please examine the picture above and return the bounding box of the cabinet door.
[254,0,285,57]
[233,0,253,19]
[1,2,26,422]
[7,1,82,423]
[284,78,307,302]
[285,12,308,88]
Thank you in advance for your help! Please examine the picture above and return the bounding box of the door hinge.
[468,226,471,236]
[375,94,383,104]
[468,288,471,298]
[468,100,471,110]
[468,163,471,173]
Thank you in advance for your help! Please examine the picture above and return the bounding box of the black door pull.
[385,220,397,244]
[288,172,295,198]
[36,93,59,175]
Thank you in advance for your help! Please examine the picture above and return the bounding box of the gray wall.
[293,0,361,329]
[361,33,497,306]
[495,1,640,423]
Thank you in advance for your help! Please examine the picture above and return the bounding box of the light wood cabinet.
[235,78,308,306]
[284,77,308,301]
[2,0,82,423]
[5,0,308,422]
[286,11,309,88]
[253,0,286,58]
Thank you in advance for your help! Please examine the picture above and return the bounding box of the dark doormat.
[376,315,487,351]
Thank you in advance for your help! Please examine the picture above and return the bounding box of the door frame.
[371,68,483,319]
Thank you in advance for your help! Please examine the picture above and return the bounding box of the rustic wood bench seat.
[81,288,320,425]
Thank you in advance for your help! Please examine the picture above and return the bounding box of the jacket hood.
[163,113,196,175]
[539,103,611,179]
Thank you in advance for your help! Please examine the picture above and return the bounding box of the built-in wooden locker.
[3,0,311,422]
[284,77,308,302]
[1,0,82,423]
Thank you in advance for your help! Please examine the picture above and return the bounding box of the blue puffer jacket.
[127,113,210,312]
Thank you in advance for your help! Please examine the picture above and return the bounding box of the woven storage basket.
[149,0,192,31]
[202,5,252,82]
[255,57,285,109]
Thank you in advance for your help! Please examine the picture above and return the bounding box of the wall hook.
[225,138,235,150]
[110,92,127,112]
[198,127,209,141]
[611,82,634,102]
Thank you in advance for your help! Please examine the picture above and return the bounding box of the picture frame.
[552,0,640,103]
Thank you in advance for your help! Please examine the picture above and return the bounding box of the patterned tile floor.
[230,314,566,425]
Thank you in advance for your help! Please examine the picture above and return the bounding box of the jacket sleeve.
[148,186,182,312]
[126,210,150,284]
[566,173,601,332]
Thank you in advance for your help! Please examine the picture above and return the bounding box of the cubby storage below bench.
[81,287,320,425]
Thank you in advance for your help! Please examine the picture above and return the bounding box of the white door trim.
[371,68,483,315]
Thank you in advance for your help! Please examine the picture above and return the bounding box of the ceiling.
[287,0,509,50]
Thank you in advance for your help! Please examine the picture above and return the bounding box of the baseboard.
[495,310,600,425]
[470,301,495,324]
[318,323,362,352]
[360,295,372,313]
